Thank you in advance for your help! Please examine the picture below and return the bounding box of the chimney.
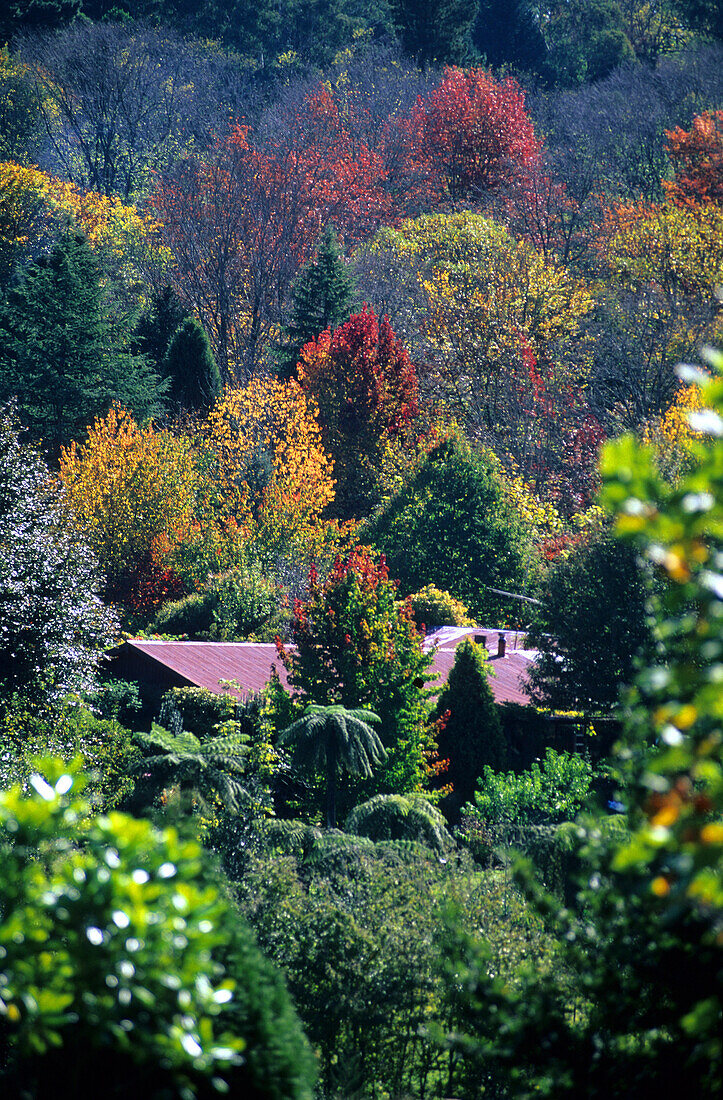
[474,634,487,649]
[497,632,506,658]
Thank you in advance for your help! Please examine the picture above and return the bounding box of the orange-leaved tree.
[663,109,723,208]
[297,306,419,519]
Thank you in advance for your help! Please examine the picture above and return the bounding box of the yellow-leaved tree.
[205,377,339,561]
[59,406,235,613]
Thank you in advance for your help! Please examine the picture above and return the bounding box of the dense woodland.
[0,2,722,1097]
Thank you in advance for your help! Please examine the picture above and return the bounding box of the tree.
[346,791,454,853]
[59,405,203,610]
[365,437,528,623]
[279,704,385,828]
[543,0,635,86]
[437,348,723,1099]
[413,66,540,201]
[526,534,655,713]
[278,547,438,799]
[432,638,506,820]
[663,109,723,207]
[0,232,161,457]
[276,225,357,381]
[671,0,723,39]
[298,306,419,519]
[0,758,316,1099]
[0,405,116,713]
[162,315,222,416]
[132,721,250,816]
[0,0,79,41]
[389,0,478,68]
[133,284,189,376]
[473,0,548,71]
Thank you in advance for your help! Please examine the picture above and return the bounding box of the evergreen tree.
[389,0,479,68]
[473,0,547,72]
[0,233,162,457]
[276,225,356,381]
[433,637,505,821]
[134,284,189,376]
[162,315,221,415]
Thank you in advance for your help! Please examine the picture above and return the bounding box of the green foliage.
[162,315,221,416]
[132,720,250,815]
[465,748,595,828]
[280,548,438,803]
[473,0,548,72]
[0,47,44,163]
[0,233,162,457]
[210,561,288,641]
[543,0,635,85]
[0,759,242,1097]
[365,436,529,623]
[235,836,554,1099]
[151,589,215,637]
[160,686,239,739]
[276,224,357,381]
[279,704,385,827]
[408,583,473,628]
[436,350,723,1097]
[346,792,453,853]
[433,638,506,820]
[133,284,189,376]
[0,404,117,713]
[526,533,655,713]
[0,0,80,40]
[389,0,477,66]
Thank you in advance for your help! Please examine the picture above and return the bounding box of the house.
[106,628,537,714]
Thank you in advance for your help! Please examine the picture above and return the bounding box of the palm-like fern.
[278,705,385,828]
[132,722,250,814]
[346,793,454,855]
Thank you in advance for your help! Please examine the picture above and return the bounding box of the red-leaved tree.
[298,307,419,519]
[663,110,723,208]
[413,67,541,202]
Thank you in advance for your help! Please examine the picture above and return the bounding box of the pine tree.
[134,284,189,375]
[162,315,222,415]
[433,637,505,821]
[276,225,356,381]
[0,232,161,457]
[389,0,478,68]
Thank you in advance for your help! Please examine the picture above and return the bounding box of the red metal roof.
[124,636,535,707]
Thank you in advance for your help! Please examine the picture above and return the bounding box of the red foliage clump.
[663,110,723,208]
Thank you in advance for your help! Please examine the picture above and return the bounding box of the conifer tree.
[389,0,478,68]
[162,315,222,415]
[433,637,506,821]
[276,225,356,381]
[473,0,547,72]
[134,284,189,375]
[0,232,161,457]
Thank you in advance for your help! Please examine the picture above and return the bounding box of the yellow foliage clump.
[59,406,202,591]
[206,378,337,557]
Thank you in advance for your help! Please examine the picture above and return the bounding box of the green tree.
[162,315,222,416]
[432,637,505,821]
[365,436,528,623]
[132,720,250,815]
[389,0,478,67]
[133,283,189,376]
[543,0,635,85]
[473,0,548,71]
[279,704,385,828]
[346,791,453,853]
[276,225,357,381]
[0,233,162,457]
[278,547,438,801]
[0,758,316,1099]
[0,0,79,40]
[0,404,116,713]
[435,351,723,1098]
[526,534,655,714]
[671,0,723,39]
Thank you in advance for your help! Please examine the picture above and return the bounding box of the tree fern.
[132,721,250,815]
[346,793,454,855]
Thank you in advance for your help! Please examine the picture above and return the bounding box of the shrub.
[408,585,473,629]
[151,590,216,637]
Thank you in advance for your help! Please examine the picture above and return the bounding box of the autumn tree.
[663,109,723,207]
[276,225,357,381]
[205,376,337,561]
[59,406,202,612]
[298,306,419,519]
[278,547,438,802]
[413,67,540,201]
[0,232,161,457]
